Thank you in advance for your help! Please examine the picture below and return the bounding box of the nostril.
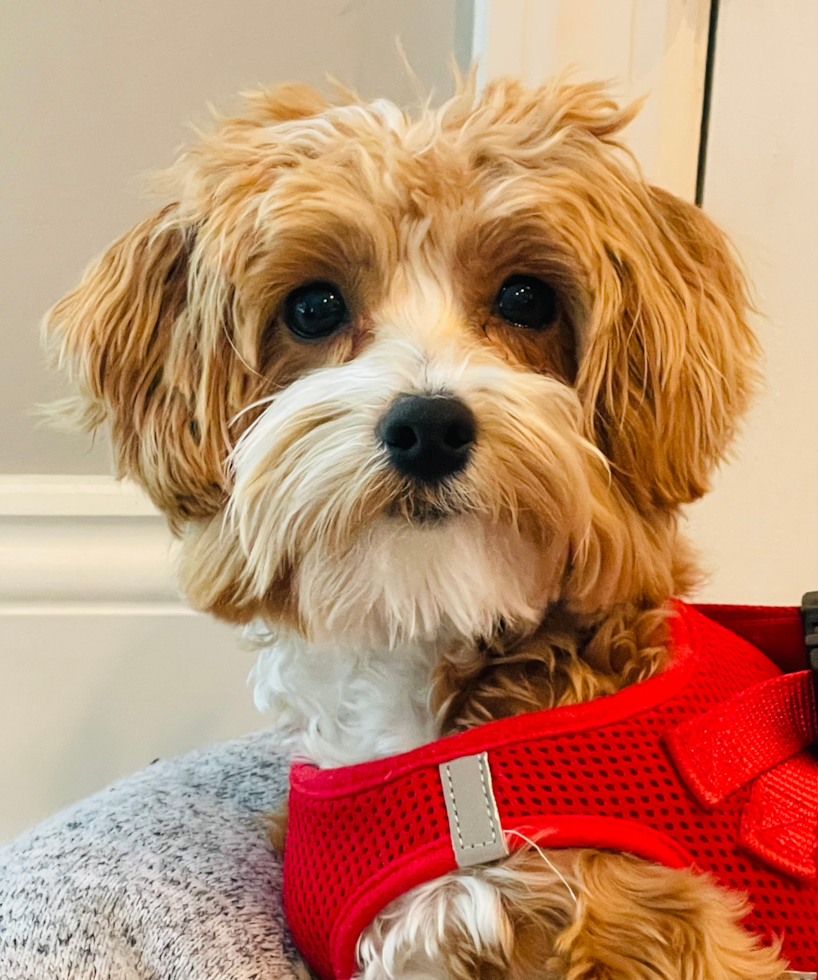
[443,421,473,451]
[388,424,418,452]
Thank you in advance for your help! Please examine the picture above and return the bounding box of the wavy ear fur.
[464,78,760,512]
[42,206,225,528]
[577,186,761,511]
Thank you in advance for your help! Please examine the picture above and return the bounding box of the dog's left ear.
[577,186,761,511]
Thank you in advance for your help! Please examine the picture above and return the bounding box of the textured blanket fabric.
[0,730,304,980]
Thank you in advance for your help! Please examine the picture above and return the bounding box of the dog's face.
[45,78,759,646]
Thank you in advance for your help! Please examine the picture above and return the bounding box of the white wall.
[472,0,712,201]
[684,0,818,603]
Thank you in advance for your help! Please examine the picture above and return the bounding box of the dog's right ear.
[43,83,340,531]
[43,205,223,526]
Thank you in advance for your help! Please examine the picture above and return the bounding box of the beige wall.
[684,0,818,603]
[0,0,464,474]
[473,0,712,201]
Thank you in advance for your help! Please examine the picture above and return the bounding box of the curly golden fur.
[44,72,787,978]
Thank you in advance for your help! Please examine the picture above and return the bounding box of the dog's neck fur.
[245,507,694,771]
[250,628,441,767]
[249,598,673,770]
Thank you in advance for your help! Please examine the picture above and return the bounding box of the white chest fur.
[249,630,441,768]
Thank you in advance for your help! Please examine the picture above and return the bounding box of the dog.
[43,73,796,979]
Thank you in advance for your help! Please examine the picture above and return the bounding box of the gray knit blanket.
[0,730,305,980]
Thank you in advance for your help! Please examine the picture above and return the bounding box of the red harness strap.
[284,603,817,979]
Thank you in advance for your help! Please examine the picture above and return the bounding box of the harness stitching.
[442,754,497,849]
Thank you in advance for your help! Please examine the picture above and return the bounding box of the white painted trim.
[0,602,192,616]
[471,0,491,90]
[0,476,176,604]
[0,476,180,606]
[0,474,159,516]
[0,516,178,602]
[470,0,711,201]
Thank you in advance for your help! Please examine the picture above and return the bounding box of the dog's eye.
[495,276,557,330]
[283,281,349,340]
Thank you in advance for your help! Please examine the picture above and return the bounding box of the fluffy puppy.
[44,74,788,979]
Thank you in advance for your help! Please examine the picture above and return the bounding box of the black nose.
[378,394,477,484]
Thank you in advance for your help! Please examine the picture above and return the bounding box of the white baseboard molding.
[0,602,193,616]
[0,474,159,516]
[0,475,180,604]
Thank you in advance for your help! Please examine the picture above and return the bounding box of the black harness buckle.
[801,591,818,716]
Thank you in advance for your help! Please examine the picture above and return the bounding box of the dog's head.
[45,77,759,646]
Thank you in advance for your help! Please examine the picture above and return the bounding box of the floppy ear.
[43,205,225,527]
[43,84,341,532]
[577,186,761,511]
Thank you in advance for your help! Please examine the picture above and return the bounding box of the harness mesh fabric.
[284,603,817,979]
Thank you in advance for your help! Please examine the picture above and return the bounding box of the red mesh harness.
[284,603,818,979]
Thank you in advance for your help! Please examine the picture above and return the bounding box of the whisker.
[503,828,578,903]
[222,320,264,380]
[229,394,278,427]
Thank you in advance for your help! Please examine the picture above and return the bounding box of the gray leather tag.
[439,752,509,868]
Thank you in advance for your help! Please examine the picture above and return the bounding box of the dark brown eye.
[495,275,557,330]
[283,281,349,340]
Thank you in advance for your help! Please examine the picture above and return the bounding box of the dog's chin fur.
[44,72,789,978]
